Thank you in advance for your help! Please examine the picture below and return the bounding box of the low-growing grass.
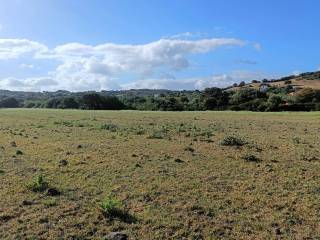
[0,109,319,239]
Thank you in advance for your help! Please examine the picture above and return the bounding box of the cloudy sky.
[0,0,319,91]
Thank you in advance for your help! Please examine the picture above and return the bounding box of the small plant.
[134,129,145,135]
[43,199,57,207]
[242,154,261,162]
[101,123,118,132]
[27,175,49,192]
[99,196,137,223]
[16,150,23,155]
[147,131,164,139]
[184,146,195,152]
[99,196,123,218]
[220,136,246,146]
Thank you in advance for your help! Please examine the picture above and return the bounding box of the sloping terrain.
[230,71,320,92]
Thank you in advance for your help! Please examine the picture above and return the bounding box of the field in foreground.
[0,109,319,239]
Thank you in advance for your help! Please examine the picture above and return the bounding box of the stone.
[46,188,60,196]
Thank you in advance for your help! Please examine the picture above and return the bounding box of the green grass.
[0,109,319,239]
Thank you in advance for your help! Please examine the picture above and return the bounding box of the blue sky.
[0,0,319,91]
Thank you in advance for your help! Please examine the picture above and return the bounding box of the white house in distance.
[259,84,269,93]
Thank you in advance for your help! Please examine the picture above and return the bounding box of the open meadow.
[0,109,319,239]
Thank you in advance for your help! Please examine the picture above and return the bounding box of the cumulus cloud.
[0,77,58,91]
[0,37,260,91]
[234,59,258,65]
[162,32,206,40]
[46,38,246,76]
[0,39,48,59]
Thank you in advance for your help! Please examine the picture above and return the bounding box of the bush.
[0,97,20,108]
[220,136,246,146]
[266,94,283,111]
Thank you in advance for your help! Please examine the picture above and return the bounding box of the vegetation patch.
[242,153,261,163]
[27,175,49,192]
[101,123,118,132]
[99,196,136,223]
[220,136,247,146]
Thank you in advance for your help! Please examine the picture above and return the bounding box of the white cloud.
[292,70,301,76]
[19,63,34,69]
[0,39,48,59]
[234,59,258,65]
[122,70,274,90]
[0,77,58,91]
[162,32,206,39]
[0,37,257,91]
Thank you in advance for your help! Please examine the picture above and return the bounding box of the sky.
[0,0,319,91]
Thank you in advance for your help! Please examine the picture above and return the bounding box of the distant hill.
[228,71,320,93]
[1,71,319,100]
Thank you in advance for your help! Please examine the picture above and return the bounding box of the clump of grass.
[99,196,123,218]
[43,199,57,207]
[220,136,246,146]
[134,129,146,135]
[242,153,261,163]
[99,196,137,223]
[184,146,195,152]
[147,131,164,139]
[101,123,118,132]
[16,150,23,155]
[27,175,49,192]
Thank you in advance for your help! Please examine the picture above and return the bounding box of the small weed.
[44,199,57,207]
[101,123,118,132]
[99,196,136,223]
[184,146,195,152]
[16,150,23,155]
[99,196,122,218]
[147,131,164,139]
[27,175,49,192]
[242,154,261,163]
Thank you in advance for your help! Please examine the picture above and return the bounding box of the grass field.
[0,109,319,239]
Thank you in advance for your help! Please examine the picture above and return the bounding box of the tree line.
[1,86,320,111]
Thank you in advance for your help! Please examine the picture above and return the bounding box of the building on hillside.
[259,84,269,93]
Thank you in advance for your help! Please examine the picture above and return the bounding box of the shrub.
[220,136,246,146]
[27,175,49,192]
